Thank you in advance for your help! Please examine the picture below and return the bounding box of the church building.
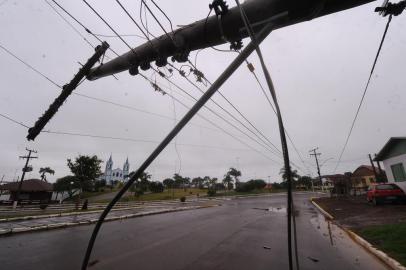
[101,155,130,186]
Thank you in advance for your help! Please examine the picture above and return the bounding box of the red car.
[367,183,406,205]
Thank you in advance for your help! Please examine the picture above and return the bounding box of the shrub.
[149,181,164,193]
[180,196,186,202]
[207,188,217,197]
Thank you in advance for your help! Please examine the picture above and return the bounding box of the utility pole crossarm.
[86,0,374,80]
[26,42,110,141]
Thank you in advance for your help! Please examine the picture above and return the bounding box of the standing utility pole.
[310,148,322,191]
[368,154,379,180]
[13,148,38,209]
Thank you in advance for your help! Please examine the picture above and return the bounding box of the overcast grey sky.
[0,0,405,183]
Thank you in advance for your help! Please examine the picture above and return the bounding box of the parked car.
[367,183,405,205]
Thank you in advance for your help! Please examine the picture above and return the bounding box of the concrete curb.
[310,197,334,220]
[0,206,154,223]
[309,197,405,270]
[0,205,219,237]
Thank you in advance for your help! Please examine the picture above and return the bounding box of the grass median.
[356,223,406,266]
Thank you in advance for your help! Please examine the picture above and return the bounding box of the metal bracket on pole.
[26,42,110,141]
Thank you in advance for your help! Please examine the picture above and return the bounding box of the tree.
[67,155,103,193]
[39,167,55,182]
[279,167,300,183]
[163,178,175,189]
[53,176,79,200]
[235,179,266,192]
[192,177,205,189]
[207,177,218,197]
[223,168,242,190]
[149,181,164,193]
[297,176,312,190]
[173,173,190,191]
[129,171,151,193]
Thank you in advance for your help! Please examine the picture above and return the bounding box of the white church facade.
[100,155,130,186]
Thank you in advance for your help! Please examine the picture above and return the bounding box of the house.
[350,165,385,190]
[0,179,53,202]
[375,137,406,192]
[322,174,352,195]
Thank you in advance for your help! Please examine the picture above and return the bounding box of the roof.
[353,165,379,176]
[0,179,53,192]
[375,137,406,161]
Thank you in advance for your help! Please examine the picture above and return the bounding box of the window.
[391,163,406,182]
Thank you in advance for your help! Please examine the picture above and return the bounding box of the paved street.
[0,193,389,270]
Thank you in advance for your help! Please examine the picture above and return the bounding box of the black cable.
[149,0,174,33]
[83,0,139,58]
[140,0,156,39]
[0,113,29,128]
[81,22,276,269]
[45,0,95,50]
[140,74,281,164]
[92,33,147,40]
[114,2,282,158]
[0,43,62,89]
[234,1,296,269]
[115,0,157,50]
[334,15,393,173]
[50,0,119,57]
[0,32,277,155]
[248,63,311,176]
[171,62,283,157]
[0,42,220,134]
[0,110,258,152]
[141,0,175,45]
[153,66,283,158]
[168,83,182,174]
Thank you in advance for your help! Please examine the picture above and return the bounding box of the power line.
[0,36,278,161]
[44,0,95,50]
[0,42,223,135]
[0,113,29,128]
[96,5,284,160]
[0,43,62,88]
[0,110,259,152]
[334,15,393,173]
[151,67,282,158]
[140,73,282,164]
[246,62,311,175]
[169,62,283,156]
[234,1,297,269]
[50,0,120,57]
[83,0,138,58]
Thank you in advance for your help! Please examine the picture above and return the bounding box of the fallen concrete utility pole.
[87,0,374,80]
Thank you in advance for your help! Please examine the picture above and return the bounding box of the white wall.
[382,153,406,192]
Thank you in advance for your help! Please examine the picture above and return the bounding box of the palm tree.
[279,167,300,182]
[39,167,55,182]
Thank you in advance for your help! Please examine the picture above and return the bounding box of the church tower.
[123,157,130,181]
[105,155,113,184]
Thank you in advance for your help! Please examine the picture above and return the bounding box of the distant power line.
[334,15,393,173]
[0,111,255,152]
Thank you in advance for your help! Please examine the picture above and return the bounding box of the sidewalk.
[311,197,406,270]
[0,200,220,236]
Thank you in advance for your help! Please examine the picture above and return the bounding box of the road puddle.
[252,206,287,214]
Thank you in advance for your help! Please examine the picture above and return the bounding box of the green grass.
[118,188,207,202]
[357,223,406,266]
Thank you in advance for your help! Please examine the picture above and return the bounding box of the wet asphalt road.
[0,193,389,270]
